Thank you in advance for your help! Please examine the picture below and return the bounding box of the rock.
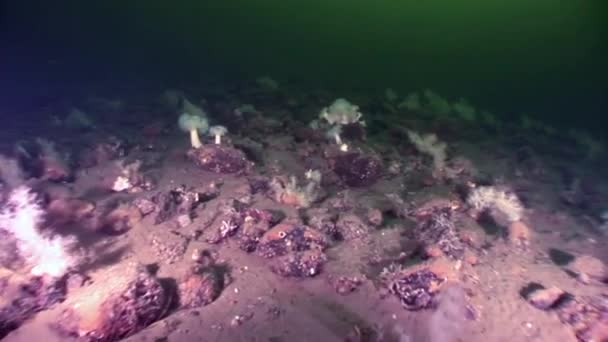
[414,208,465,260]
[366,208,383,227]
[336,213,373,240]
[558,294,608,341]
[53,264,170,341]
[568,255,607,283]
[152,185,211,225]
[329,276,363,295]
[270,250,328,278]
[187,145,252,174]
[101,204,142,234]
[527,286,566,310]
[133,198,156,216]
[46,198,96,226]
[178,267,223,309]
[176,214,192,228]
[0,269,67,339]
[380,263,447,311]
[380,258,457,311]
[237,208,283,252]
[329,152,383,187]
[304,207,339,238]
[257,223,328,258]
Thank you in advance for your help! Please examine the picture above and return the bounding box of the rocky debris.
[328,275,363,295]
[177,266,223,309]
[335,213,374,240]
[558,294,608,341]
[0,269,67,338]
[329,151,383,187]
[187,145,252,174]
[270,250,328,278]
[152,184,218,225]
[54,264,171,342]
[567,255,607,284]
[413,208,465,260]
[149,230,190,264]
[380,258,455,311]
[257,223,329,259]
[526,286,567,310]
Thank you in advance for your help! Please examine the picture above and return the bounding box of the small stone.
[464,251,478,265]
[133,198,156,216]
[367,209,383,227]
[527,286,566,310]
[569,255,607,282]
[577,272,591,285]
[177,214,192,228]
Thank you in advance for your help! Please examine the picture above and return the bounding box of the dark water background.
[2,1,607,136]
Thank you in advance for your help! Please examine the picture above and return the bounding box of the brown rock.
[54,264,170,341]
[47,198,96,226]
[178,267,222,308]
[187,145,252,174]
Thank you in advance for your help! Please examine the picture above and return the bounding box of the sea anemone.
[178,113,209,149]
[209,125,228,145]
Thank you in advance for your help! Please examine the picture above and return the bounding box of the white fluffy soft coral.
[467,186,524,223]
[0,186,76,277]
[406,130,447,175]
[319,98,363,126]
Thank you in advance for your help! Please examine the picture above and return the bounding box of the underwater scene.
[1,1,607,341]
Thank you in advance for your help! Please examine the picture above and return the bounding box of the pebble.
[527,286,566,310]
